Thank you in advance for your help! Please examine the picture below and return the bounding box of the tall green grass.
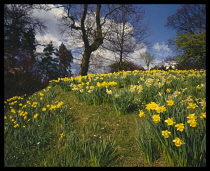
[5,69,206,166]
[4,85,117,167]
[49,69,205,166]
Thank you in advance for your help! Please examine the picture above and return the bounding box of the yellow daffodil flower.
[165,118,175,125]
[173,137,185,147]
[175,123,185,131]
[162,130,171,138]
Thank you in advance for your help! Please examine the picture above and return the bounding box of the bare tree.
[165,4,206,34]
[102,5,149,71]
[55,4,131,76]
[140,52,155,70]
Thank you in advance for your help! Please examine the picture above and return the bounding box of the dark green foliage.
[55,42,73,78]
[4,4,47,99]
[109,61,145,73]
[21,29,36,58]
[39,41,59,80]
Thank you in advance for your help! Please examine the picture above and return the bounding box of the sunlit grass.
[4,69,206,167]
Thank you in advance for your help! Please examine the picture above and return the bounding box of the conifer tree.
[21,28,36,58]
[40,41,58,80]
[55,42,73,77]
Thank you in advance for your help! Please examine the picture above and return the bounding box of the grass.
[4,69,205,167]
[52,86,157,167]
[4,84,169,167]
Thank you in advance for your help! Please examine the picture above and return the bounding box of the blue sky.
[141,4,182,43]
[140,4,183,60]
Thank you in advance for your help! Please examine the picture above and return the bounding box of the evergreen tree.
[55,42,73,77]
[40,41,58,80]
[4,4,46,58]
[4,4,47,99]
[21,28,36,58]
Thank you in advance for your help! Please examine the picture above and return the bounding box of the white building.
[164,61,177,69]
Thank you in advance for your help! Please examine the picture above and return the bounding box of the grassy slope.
[50,85,168,167]
[5,70,206,167]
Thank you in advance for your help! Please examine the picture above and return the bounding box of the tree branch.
[101,5,123,26]
[90,4,104,52]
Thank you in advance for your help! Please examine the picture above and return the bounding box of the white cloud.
[152,42,172,60]
[153,43,161,51]
[153,42,170,52]
[127,43,147,67]
[32,4,63,35]
[36,33,63,52]
[32,5,67,52]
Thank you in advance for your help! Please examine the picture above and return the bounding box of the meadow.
[4,69,206,167]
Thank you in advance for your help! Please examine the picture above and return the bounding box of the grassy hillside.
[4,69,206,167]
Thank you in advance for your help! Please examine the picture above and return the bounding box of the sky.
[140,4,182,61]
[141,4,182,43]
[33,4,183,73]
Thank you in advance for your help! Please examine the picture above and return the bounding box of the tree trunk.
[119,21,125,71]
[119,50,123,71]
[80,50,91,76]
[79,4,103,76]
[147,64,149,70]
